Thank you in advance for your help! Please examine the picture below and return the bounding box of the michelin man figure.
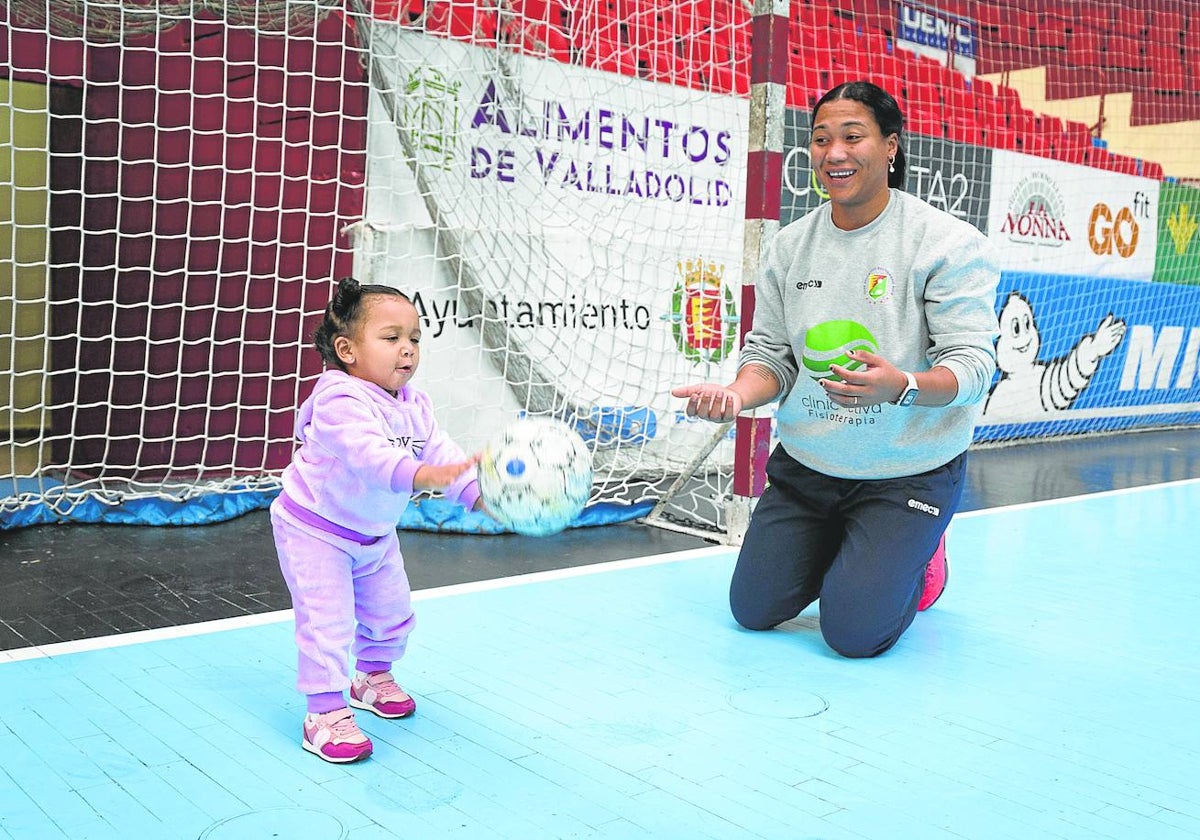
[982,291,1126,423]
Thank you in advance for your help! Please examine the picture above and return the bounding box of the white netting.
[5,1,338,38]
[3,0,1199,536]
[352,0,752,536]
[1,0,364,521]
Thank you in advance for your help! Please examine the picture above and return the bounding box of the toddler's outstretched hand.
[413,456,477,492]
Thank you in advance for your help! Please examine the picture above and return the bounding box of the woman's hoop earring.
[888,156,896,173]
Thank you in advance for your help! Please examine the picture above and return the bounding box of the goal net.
[354,0,756,538]
[0,0,753,535]
[1,1,361,527]
[3,0,1200,538]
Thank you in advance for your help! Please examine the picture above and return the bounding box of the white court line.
[0,609,296,665]
[955,474,1200,518]
[0,545,733,664]
[5,477,1198,665]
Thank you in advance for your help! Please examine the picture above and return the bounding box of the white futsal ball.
[478,416,593,537]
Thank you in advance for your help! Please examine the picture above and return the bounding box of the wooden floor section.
[2,480,1199,839]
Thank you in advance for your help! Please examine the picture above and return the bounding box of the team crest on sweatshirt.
[865,268,893,303]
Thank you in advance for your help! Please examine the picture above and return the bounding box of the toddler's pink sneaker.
[302,708,372,763]
[350,671,417,719]
[918,533,949,612]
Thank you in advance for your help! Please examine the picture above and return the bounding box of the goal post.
[643,0,787,544]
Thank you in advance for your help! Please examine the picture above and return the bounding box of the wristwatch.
[891,371,919,407]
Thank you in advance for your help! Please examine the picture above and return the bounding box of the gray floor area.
[2,427,1198,650]
[962,427,1200,511]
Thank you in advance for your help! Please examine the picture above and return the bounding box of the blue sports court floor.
[2,474,1199,839]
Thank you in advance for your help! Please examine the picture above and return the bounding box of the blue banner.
[897,3,976,59]
[976,272,1200,441]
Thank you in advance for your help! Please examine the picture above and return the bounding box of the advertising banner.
[895,2,977,75]
[781,106,992,233]
[987,149,1160,281]
[362,27,748,455]
[1153,181,1200,286]
[976,271,1200,439]
[365,33,1192,456]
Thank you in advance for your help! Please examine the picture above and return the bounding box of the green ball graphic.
[802,320,879,382]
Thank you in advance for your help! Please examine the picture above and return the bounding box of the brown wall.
[3,12,367,478]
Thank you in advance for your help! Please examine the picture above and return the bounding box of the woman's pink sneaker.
[918,534,949,612]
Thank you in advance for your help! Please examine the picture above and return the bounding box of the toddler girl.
[271,277,481,763]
